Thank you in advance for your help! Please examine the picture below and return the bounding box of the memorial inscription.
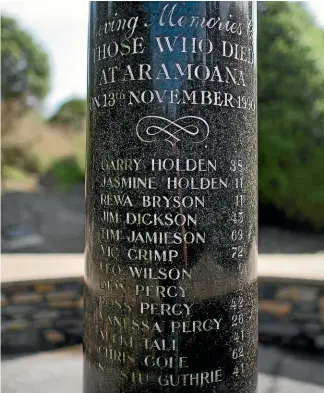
[84,2,257,393]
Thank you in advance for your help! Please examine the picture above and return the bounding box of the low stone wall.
[259,278,324,348]
[2,253,324,353]
[1,278,83,353]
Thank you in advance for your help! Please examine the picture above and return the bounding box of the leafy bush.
[49,155,85,189]
[1,15,50,138]
[2,144,43,174]
[258,3,324,228]
[48,98,86,131]
[2,166,27,181]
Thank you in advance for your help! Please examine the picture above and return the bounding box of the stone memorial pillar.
[84,2,258,392]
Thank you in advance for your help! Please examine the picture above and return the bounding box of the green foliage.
[258,2,324,228]
[2,166,28,181]
[49,98,86,131]
[1,144,42,174]
[1,15,50,102]
[1,13,50,181]
[49,155,85,189]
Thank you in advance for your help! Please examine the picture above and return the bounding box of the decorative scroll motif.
[136,116,210,146]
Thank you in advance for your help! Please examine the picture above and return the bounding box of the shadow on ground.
[1,188,84,253]
[259,343,324,388]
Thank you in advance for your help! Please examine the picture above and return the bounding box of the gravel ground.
[1,187,324,254]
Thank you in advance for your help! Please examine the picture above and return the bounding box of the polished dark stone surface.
[84,2,257,392]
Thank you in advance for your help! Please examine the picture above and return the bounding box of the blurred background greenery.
[1,2,324,236]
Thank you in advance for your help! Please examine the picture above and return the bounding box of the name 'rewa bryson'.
[100,194,205,208]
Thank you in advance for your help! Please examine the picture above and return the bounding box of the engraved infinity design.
[136,116,210,146]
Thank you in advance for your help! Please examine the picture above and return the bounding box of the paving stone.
[2,319,31,332]
[33,284,55,293]
[42,330,66,345]
[12,292,43,304]
[46,290,80,302]
[1,293,8,307]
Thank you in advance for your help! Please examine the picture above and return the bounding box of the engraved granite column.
[84,2,258,392]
